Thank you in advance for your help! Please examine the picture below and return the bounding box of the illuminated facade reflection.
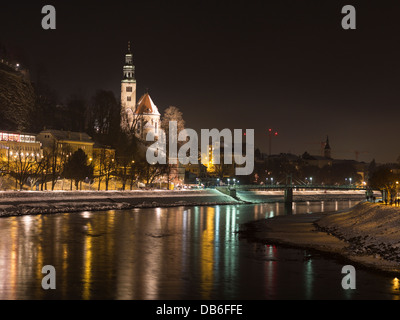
[0,200,396,300]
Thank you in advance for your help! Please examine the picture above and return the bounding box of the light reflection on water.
[0,200,398,300]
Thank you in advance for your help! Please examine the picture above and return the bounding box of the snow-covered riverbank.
[0,189,240,217]
[0,189,371,218]
[240,202,400,274]
[316,203,400,266]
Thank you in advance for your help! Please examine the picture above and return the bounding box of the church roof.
[40,129,93,144]
[135,93,160,115]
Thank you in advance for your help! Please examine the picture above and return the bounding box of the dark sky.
[1,0,400,163]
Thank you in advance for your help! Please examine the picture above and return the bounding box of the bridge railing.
[233,184,367,190]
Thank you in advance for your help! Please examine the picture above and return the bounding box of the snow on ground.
[316,202,400,264]
[0,189,240,217]
[239,200,400,274]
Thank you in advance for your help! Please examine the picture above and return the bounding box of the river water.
[0,199,398,300]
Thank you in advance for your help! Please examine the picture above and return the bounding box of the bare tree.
[161,106,186,188]
[120,110,147,138]
[136,157,166,188]
[44,141,72,190]
[9,151,39,190]
[0,153,9,190]
[114,130,139,190]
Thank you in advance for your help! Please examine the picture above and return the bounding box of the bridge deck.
[232,185,368,191]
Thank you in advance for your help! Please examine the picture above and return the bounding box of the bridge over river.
[217,184,373,203]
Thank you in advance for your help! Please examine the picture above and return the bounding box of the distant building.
[37,129,94,158]
[201,141,235,178]
[0,130,42,163]
[303,154,333,169]
[303,136,333,168]
[324,136,332,159]
[93,143,116,159]
[184,163,207,180]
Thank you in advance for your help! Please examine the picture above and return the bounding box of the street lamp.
[271,177,274,185]
[310,177,313,185]
[227,178,230,186]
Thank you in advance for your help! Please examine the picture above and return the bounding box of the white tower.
[121,41,137,131]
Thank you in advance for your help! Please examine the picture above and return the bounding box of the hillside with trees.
[0,62,35,131]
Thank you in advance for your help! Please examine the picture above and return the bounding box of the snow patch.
[317,202,400,263]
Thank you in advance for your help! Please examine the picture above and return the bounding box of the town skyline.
[1,1,400,164]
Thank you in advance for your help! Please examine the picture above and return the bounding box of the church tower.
[121,41,137,131]
[324,136,331,159]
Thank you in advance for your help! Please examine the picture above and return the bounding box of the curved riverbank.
[0,189,241,217]
[0,189,368,218]
[239,202,400,275]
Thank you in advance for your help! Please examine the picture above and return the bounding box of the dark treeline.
[252,152,363,186]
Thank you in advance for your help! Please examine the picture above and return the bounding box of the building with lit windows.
[202,141,235,178]
[36,129,94,158]
[0,131,42,163]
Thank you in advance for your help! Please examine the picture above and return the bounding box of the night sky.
[1,0,400,163]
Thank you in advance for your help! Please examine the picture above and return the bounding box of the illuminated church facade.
[120,42,160,140]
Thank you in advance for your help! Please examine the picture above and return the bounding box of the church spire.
[121,41,137,131]
[325,136,330,149]
[124,41,133,66]
[123,41,135,80]
[324,135,331,158]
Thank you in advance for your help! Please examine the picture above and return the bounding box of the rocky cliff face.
[0,62,35,131]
